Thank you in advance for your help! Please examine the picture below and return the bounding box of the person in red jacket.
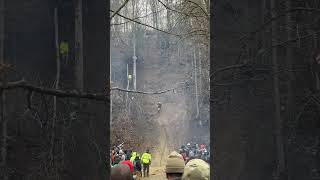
[200,144,205,150]
[120,160,134,174]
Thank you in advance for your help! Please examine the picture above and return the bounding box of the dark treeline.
[1,0,108,179]
[213,0,320,179]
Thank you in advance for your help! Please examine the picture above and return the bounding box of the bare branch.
[157,0,206,18]
[111,87,175,94]
[186,0,209,17]
[241,8,320,41]
[111,0,130,18]
[210,64,248,78]
[111,9,165,26]
[110,10,181,37]
[0,80,109,102]
[0,80,180,102]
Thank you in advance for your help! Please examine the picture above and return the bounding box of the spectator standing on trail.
[189,150,195,159]
[130,151,137,163]
[119,150,126,162]
[124,150,128,160]
[181,159,210,180]
[111,150,116,165]
[114,152,122,165]
[141,149,152,177]
[179,149,187,162]
[133,155,142,180]
[111,164,133,180]
[121,160,134,174]
[126,150,132,160]
[165,151,185,180]
[187,150,196,163]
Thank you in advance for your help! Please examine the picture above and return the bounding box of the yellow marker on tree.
[59,41,69,56]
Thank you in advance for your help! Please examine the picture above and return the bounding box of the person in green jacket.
[59,41,69,66]
[141,149,152,177]
[130,151,137,163]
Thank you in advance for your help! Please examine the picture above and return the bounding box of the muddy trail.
[142,124,168,179]
[142,104,188,179]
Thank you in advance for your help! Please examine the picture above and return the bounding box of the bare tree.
[50,7,61,163]
[75,0,84,91]
[0,1,7,179]
[271,0,285,178]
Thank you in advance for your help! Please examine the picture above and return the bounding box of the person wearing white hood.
[119,150,126,162]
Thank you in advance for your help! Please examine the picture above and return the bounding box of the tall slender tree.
[271,0,285,178]
[0,1,7,179]
[75,0,84,91]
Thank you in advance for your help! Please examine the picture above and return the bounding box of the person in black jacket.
[134,155,142,179]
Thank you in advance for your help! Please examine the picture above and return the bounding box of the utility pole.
[126,64,129,110]
[133,56,137,90]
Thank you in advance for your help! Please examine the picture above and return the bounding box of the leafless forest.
[0,0,320,180]
[110,1,210,178]
[213,0,320,179]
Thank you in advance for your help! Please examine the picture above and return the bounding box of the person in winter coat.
[111,150,116,165]
[130,151,137,163]
[114,153,122,165]
[111,164,133,180]
[165,151,185,180]
[182,159,210,180]
[141,149,152,177]
[126,150,132,160]
[124,150,128,160]
[120,160,134,174]
[179,149,187,162]
[133,155,142,180]
[119,150,126,162]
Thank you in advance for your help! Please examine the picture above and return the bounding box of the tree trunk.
[124,4,129,32]
[194,47,199,119]
[0,1,7,179]
[166,0,171,31]
[132,0,137,91]
[285,0,294,178]
[198,44,202,95]
[145,1,148,32]
[271,0,286,178]
[75,0,84,91]
[0,0,3,63]
[114,0,120,34]
[151,0,158,29]
[51,7,61,162]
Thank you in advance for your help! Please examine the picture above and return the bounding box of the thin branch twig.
[110,0,130,18]
[186,0,209,17]
[110,10,181,37]
[240,8,320,41]
[111,87,174,94]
